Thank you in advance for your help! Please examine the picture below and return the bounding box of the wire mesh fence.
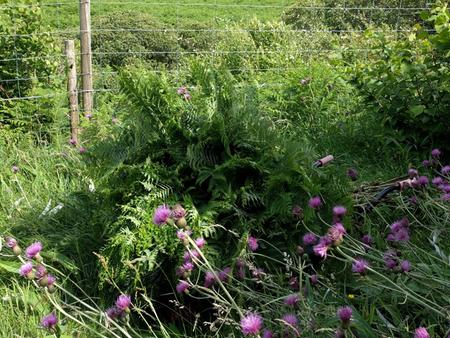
[0,0,433,111]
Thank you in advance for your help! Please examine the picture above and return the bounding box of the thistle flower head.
[313,241,329,258]
[308,196,322,209]
[422,159,431,167]
[195,237,206,249]
[432,177,444,186]
[431,148,441,158]
[106,306,121,320]
[19,262,33,277]
[47,274,56,286]
[337,306,352,323]
[262,329,273,338]
[361,234,373,247]
[248,236,258,251]
[352,258,369,274]
[400,260,411,272]
[177,229,191,242]
[417,176,429,186]
[218,267,232,282]
[177,86,186,95]
[347,168,358,180]
[408,168,418,178]
[281,313,298,328]
[384,257,397,270]
[25,242,42,259]
[115,294,131,310]
[5,236,17,248]
[204,271,216,288]
[240,313,263,336]
[41,313,57,329]
[79,147,86,154]
[176,280,189,294]
[171,204,186,219]
[414,327,430,338]
[284,293,300,306]
[153,205,171,226]
[442,165,450,175]
[333,206,347,218]
[35,264,47,279]
[292,205,303,218]
[310,274,318,285]
[302,232,318,246]
[12,165,20,174]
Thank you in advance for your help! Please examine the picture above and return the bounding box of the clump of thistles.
[240,313,263,336]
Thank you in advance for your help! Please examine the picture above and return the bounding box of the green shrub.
[91,11,181,67]
[350,3,450,149]
[283,0,423,31]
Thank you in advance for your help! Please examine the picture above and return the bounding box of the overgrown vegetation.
[1,0,449,337]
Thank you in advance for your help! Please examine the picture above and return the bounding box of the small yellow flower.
[347,294,355,300]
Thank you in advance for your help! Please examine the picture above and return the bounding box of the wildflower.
[310,274,318,285]
[328,223,346,245]
[337,306,352,327]
[442,165,450,175]
[302,232,318,246]
[414,327,430,338]
[236,258,245,280]
[183,92,191,101]
[284,294,300,306]
[35,264,47,283]
[176,280,189,294]
[248,236,258,251]
[218,267,232,282]
[441,184,450,193]
[387,218,410,243]
[106,306,121,320]
[85,113,92,120]
[384,257,397,270]
[189,249,200,260]
[115,294,131,311]
[251,268,265,279]
[69,138,77,145]
[409,196,418,205]
[79,147,86,154]
[12,165,20,174]
[308,196,322,209]
[281,313,298,328]
[408,168,418,178]
[400,260,411,272]
[25,241,43,261]
[41,313,57,329]
[335,329,345,338]
[5,236,21,255]
[182,262,194,272]
[171,204,186,219]
[422,159,431,167]
[300,78,311,85]
[153,205,171,226]
[195,238,206,249]
[352,258,369,274]
[313,241,329,258]
[292,205,303,218]
[442,193,450,201]
[262,329,273,338]
[47,274,56,286]
[393,227,410,242]
[176,229,191,244]
[417,176,429,186]
[19,262,34,278]
[431,148,441,158]
[289,276,299,290]
[332,205,347,222]
[240,313,263,336]
[177,86,186,95]
[361,234,373,247]
[347,168,358,181]
[432,177,444,186]
[204,271,216,288]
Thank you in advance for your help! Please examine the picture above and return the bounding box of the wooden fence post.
[79,0,93,115]
[65,40,79,144]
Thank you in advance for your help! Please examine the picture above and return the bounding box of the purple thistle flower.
[308,196,322,209]
[337,306,352,323]
[289,276,299,290]
[176,280,189,294]
[115,294,131,311]
[47,274,56,286]
[408,168,418,178]
[333,205,347,218]
[393,227,410,242]
[441,184,450,193]
[347,168,358,181]
[313,241,329,258]
[248,236,258,251]
[400,260,411,272]
[25,241,42,259]
[177,229,191,242]
[251,267,265,279]
[79,147,86,154]
[69,138,77,146]
[85,113,93,120]
[153,205,171,226]
[431,148,441,158]
[414,327,430,338]
[292,205,303,218]
[361,234,373,247]
[183,92,191,101]
[35,264,47,279]
[442,165,450,175]
[171,204,186,219]
[19,262,33,277]
[328,223,346,245]
[12,165,20,174]
[177,86,186,95]
[310,274,318,285]
[262,329,273,338]
[5,237,18,248]
[284,293,300,306]
[195,238,206,249]
[240,313,263,336]
[384,257,397,270]
[417,176,429,186]
[442,193,450,201]
[204,271,216,288]
[302,232,318,246]
[409,196,418,205]
[218,267,232,282]
[281,313,298,328]
[432,177,444,186]
[236,258,245,280]
[352,258,369,274]
[41,313,57,329]
[182,262,194,272]
[422,159,431,167]
[106,306,121,320]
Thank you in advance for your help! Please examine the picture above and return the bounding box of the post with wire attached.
[65,40,79,144]
[79,0,93,115]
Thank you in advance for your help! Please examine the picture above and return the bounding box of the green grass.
[42,0,294,30]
